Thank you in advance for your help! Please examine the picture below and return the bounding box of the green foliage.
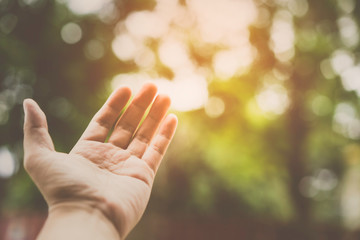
[1,0,360,236]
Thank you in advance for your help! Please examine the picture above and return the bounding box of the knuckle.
[152,143,164,156]
[136,133,151,144]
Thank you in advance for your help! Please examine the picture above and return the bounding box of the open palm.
[23,83,177,238]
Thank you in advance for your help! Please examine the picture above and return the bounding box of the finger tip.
[157,94,171,107]
[167,113,178,126]
[109,87,132,107]
[114,86,132,96]
[120,86,132,98]
[23,99,38,112]
[23,99,46,127]
[142,82,158,94]
[23,98,34,106]
[161,113,178,138]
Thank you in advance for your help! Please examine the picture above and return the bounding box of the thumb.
[23,99,55,162]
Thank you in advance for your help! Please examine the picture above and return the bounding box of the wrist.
[37,202,120,240]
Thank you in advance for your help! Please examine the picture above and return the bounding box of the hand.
[23,83,178,239]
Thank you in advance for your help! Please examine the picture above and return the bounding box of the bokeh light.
[299,169,338,198]
[340,66,360,96]
[112,33,139,61]
[330,49,354,74]
[111,72,208,112]
[84,39,105,60]
[158,37,192,72]
[205,96,225,118]
[125,11,168,39]
[270,10,295,62]
[60,0,111,15]
[333,103,360,139]
[337,15,359,48]
[0,147,16,178]
[110,0,259,112]
[213,46,255,79]
[60,22,82,44]
[3,0,360,238]
[255,84,290,117]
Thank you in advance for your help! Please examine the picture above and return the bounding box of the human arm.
[23,83,178,239]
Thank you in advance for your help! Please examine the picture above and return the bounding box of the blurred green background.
[1,0,360,239]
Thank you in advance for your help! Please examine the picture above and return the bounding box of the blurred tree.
[1,0,360,239]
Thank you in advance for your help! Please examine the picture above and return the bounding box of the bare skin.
[23,83,178,239]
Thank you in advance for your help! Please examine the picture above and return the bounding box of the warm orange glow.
[255,84,290,117]
[111,72,208,112]
[125,11,168,39]
[109,0,258,112]
[112,33,139,61]
[213,46,255,79]
[270,11,295,62]
[205,97,225,118]
[158,37,193,72]
[187,0,257,43]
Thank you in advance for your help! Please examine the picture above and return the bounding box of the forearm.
[37,203,120,240]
